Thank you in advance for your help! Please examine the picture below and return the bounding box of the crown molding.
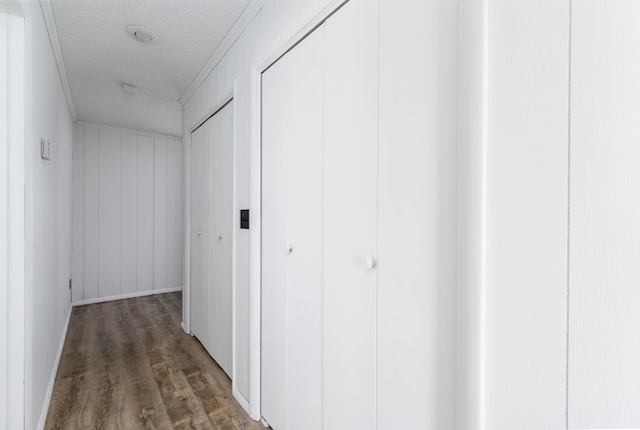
[178,0,268,106]
[39,1,77,122]
[75,120,182,140]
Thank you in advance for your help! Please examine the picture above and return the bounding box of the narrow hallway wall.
[486,1,570,429]
[19,2,75,428]
[72,122,183,304]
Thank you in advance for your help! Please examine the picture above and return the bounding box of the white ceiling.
[51,0,252,136]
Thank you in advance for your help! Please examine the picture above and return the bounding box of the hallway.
[44,293,263,430]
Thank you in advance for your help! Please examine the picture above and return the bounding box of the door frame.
[247,0,349,421]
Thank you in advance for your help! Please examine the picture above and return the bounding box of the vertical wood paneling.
[193,86,204,123]
[216,56,227,98]
[120,133,138,295]
[73,124,182,302]
[207,69,218,109]
[98,128,121,297]
[137,136,155,293]
[71,125,84,301]
[83,127,99,300]
[377,0,459,428]
[0,15,8,425]
[154,138,167,291]
[223,48,237,95]
[570,2,640,427]
[166,139,182,289]
[487,1,569,429]
[184,100,194,135]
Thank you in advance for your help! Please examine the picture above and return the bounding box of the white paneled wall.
[72,122,182,303]
[487,1,570,429]
[0,10,25,429]
[377,1,459,428]
[570,1,640,427]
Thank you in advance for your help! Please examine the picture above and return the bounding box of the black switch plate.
[240,209,250,229]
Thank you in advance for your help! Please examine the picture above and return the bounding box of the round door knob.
[197,231,202,237]
[218,233,222,240]
[364,256,377,270]
[286,244,294,254]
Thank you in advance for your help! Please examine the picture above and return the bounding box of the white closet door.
[191,102,234,377]
[262,26,325,430]
[323,0,378,428]
[209,101,234,377]
[190,124,210,345]
[570,1,640,427]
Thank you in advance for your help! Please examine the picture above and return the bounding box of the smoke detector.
[126,25,160,44]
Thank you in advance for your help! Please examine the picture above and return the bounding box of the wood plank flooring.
[45,292,265,430]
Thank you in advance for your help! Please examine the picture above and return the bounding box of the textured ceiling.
[51,0,251,135]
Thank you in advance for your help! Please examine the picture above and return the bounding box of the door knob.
[197,231,202,237]
[364,256,377,270]
[218,233,222,240]
[286,244,294,254]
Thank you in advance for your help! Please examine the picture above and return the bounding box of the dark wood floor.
[45,292,264,430]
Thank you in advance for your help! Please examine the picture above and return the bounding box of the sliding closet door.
[190,124,210,344]
[323,1,378,428]
[209,101,234,377]
[261,26,325,430]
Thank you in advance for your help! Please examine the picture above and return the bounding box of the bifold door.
[261,0,378,429]
[190,101,234,377]
[261,24,325,430]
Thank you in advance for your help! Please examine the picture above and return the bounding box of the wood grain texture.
[45,293,265,430]
[74,124,183,302]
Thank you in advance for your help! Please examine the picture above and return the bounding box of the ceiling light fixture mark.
[125,25,160,44]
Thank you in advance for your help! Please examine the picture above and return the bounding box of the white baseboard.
[233,385,260,423]
[36,304,72,430]
[71,287,182,307]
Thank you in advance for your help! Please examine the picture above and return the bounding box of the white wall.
[569,2,640,427]
[458,1,487,428]
[0,6,26,429]
[377,0,458,428]
[72,122,182,303]
[486,1,570,429]
[17,2,76,428]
